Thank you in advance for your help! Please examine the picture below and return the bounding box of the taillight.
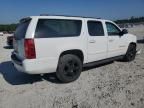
[24,39,36,59]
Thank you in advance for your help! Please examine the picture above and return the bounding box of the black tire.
[123,44,136,62]
[56,54,82,83]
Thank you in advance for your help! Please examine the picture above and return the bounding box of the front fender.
[125,34,137,45]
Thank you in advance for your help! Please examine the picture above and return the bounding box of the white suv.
[11,15,137,83]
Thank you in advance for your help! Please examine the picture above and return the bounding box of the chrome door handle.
[89,40,96,43]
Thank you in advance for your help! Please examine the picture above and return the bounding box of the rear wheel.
[123,44,136,62]
[56,54,82,83]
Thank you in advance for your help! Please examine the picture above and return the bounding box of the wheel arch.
[129,42,137,48]
[59,49,84,63]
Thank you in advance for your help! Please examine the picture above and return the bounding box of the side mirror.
[119,29,128,36]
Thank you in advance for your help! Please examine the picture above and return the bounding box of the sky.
[0,0,144,24]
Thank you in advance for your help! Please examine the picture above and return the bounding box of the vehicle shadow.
[0,61,113,85]
[3,46,13,49]
[42,73,61,84]
[0,61,63,85]
[0,61,42,85]
[137,39,144,44]
[83,61,113,71]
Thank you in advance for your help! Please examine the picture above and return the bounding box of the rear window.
[35,19,82,38]
[14,19,31,40]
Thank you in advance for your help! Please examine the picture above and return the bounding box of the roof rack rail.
[40,14,101,19]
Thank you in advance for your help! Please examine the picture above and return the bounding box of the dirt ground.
[0,26,144,108]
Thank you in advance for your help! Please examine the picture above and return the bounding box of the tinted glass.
[88,21,104,36]
[106,22,121,36]
[15,20,31,40]
[35,19,82,38]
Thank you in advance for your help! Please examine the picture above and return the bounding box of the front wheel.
[56,54,82,83]
[123,44,136,62]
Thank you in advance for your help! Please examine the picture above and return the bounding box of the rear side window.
[14,19,31,40]
[35,19,82,38]
[88,21,104,36]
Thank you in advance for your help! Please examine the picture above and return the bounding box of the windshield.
[14,19,31,40]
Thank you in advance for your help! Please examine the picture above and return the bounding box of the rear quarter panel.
[33,18,87,65]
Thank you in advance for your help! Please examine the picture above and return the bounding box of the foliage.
[0,24,17,32]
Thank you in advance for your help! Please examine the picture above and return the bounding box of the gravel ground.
[0,26,144,108]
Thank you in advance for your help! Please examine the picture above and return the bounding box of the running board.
[83,55,124,67]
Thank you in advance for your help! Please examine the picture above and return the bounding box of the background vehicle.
[7,35,14,47]
[11,15,137,83]
[0,32,3,36]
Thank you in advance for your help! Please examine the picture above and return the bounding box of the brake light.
[24,39,36,59]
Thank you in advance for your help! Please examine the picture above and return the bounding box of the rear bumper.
[11,53,58,74]
[11,53,22,65]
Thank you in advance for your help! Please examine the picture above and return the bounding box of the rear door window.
[88,21,104,36]
[14,19,31,40]
[35,19,82,38]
